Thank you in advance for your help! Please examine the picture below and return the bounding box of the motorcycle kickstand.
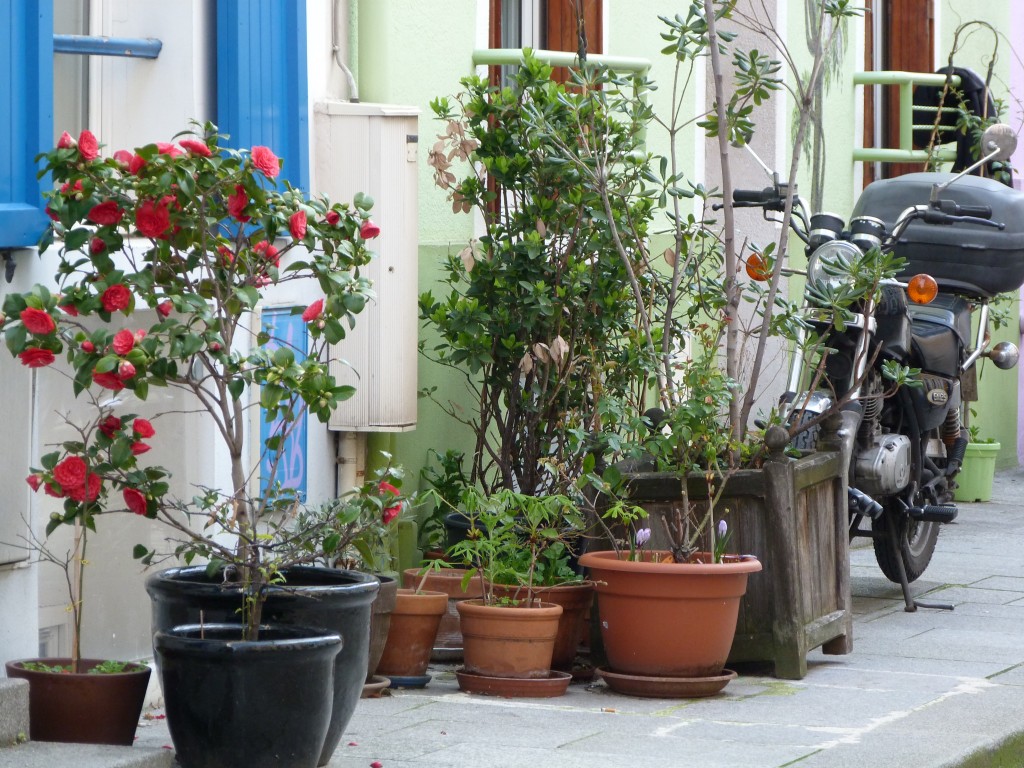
[884,513,954,612]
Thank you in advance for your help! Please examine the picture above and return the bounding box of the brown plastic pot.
[365,575,398,681]
[456,599,562,679]
[376,589,448,678]
[5,658,151,745]
[401,567,482,655]
[579,550,761,678]
[489,582,594,670]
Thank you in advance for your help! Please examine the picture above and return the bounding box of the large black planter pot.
[155,624,342,768]
[145,566,379,766]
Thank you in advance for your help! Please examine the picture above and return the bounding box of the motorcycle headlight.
[807,240,860,291]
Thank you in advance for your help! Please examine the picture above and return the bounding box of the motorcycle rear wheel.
[871,516,940,583]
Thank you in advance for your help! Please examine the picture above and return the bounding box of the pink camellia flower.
[156,300,173,318]
[253,240,280,267]
[134,329,147,343]
[93,371,125,391]
[77,130,99,160]
[133,418,156,438]
[131,442,151,456]
[18,348,55,368]
[360,219,381,239]
[325,210,341,226]
[26,475,43,493]
[57,131,76,149]
[90,237,106,255]
[123,487,148,516]
[250,145,280,178]
[68,473,102,503]
[179,138,212,157]
[101,284,132,313]
[129,154,146,175]
[99,415,122,438]
[81,340,96,353]
[88,200,125,227]
[227,185,250,222]
[302,298,324,323]
[112,149,134,167]
[136,199,171,239]
[156,142,183,158]
[112,329,136,355]
[20,308,56,335]
[118,360,137,380]
[53,456,87,490]
[289,210,307,240]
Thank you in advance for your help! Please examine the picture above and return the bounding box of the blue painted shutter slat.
[216,0,309,192]
[0,1,53,248]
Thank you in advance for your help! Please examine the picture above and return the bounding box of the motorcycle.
[733,124,1023,611]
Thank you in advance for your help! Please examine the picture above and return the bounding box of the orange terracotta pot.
[376,589,448,678]
[489,582,594,670]
[401,568,483,654]
[579,550,761,678]
[456,599,563,679]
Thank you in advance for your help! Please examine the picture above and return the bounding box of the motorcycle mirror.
[985,341,1019,370]
[930,124,1017,204]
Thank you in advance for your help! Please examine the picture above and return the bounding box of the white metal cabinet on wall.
[313,101,420,432]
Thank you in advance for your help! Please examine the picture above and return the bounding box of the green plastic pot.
[954,442,1001,502]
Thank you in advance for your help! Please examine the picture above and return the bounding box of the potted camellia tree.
[1,123,390,768]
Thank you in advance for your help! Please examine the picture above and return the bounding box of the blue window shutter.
[0,1,53,248]
[216,1,309,192]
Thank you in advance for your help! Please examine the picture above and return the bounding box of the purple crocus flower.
[635,527,652,547]
[718,519,728,538]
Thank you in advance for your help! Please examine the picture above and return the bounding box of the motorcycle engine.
[854,434,912,496]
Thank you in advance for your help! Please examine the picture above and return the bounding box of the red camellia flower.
[90,237,106,255]
[227,185,250,222]
[20,308,56,335]
[156,300,173,318]
[360,219,381,239]
[325,210,341,226]
[77,130,99,161]
[302,298,325,323]
[113,149,133,167]
[61,180,83,196]
[68,473,102,503]
[101,284,132,313]
[26,475,43,492]
[18,348,55,368]
[251,145,280,178]
[131,442,151,456]
[45,206,59,222]
[289,210,307,240]
[136,199,171,239]
[57,131,76,149]
[53,456,88,490]
[112,329,136,355]
[180,138,212,157]
[129,154,146,175]
[59,301,79,316]
[88,200,124,226]
[156,142,183,158]
[133,418,156,438]
[123,487,148,516]
[118,360,137,380]
[253,240,280,267]
[93,371,125,390]
[99,415,122,438]
[44,483,64,499]
[81,340,95,353]
[379,481,402,525]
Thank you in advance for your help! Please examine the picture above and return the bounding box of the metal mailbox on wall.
[313,101,420,432]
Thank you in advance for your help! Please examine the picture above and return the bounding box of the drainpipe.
[331,0,359,101]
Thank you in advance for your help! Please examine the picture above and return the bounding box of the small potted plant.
[376,559,449,688]
[954,420,1001,502]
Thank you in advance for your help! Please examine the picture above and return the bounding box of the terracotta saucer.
[361,675,391,698]
[455,668,572,698]
[596,667,737,698]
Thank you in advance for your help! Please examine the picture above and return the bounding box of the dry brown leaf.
[458,245,475,272]
[663,247,677,268]
[518,352,534,375]
[550,335,569,367]
[533,342,552,364]
[536,219,547,238]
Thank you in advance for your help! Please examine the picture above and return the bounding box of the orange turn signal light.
[745,252,771,281]
[907,273,938,304]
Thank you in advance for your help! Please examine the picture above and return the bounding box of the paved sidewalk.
[51,469,1024,766]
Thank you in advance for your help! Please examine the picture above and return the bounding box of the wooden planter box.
[606,425,852,679]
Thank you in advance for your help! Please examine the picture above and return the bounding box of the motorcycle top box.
[852,172,1024,298]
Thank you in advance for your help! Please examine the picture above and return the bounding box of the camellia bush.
[1,122,396,639]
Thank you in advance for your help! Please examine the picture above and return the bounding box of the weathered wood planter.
[606,425,852,679]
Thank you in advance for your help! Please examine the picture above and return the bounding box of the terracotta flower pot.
[489,582,594,670]
[376,589,448,678]
[579,550,761,678]
[401,567,482,656]
[456,599,562,679]
[5,658,151,745]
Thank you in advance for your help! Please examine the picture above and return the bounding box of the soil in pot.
[155,623,341,768]
[456,599,562,679]
[579,550,761,678]
[376,589,447,680]
[489,582,594,670]
[401,567,482,659]
[146,565,378,767]
[5,658,150,745]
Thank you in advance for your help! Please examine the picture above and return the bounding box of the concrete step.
[0,741,173,768]
[0,679,28,746]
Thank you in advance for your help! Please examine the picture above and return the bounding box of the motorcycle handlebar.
[733,187,777,204]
